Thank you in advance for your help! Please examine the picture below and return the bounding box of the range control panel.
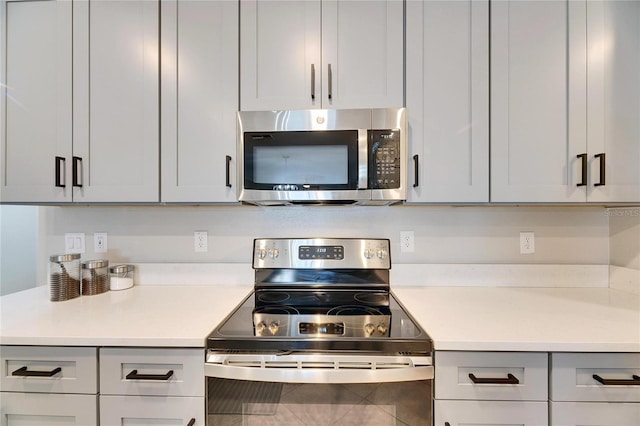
[253,238,391,269]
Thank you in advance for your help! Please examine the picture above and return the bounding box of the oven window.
[207,378,431,426]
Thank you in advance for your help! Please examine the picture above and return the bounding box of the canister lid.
[82,259,109,269]
[49,253,81,262]
[109,264,134,274]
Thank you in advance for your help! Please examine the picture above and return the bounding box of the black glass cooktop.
[207,290,432,353]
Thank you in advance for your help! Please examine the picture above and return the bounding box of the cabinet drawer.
[434,399,548,426]
[435,351,548,401]
[551,352,640,402]
[100,347,204,396]
[0,346,97,394]
[0,392,97,426]
[550,401,640,425]
[100,395,204,426]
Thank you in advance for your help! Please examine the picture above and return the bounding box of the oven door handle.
[204,363,433,384]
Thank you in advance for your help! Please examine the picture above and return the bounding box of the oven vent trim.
[205,353,434,384]
[225,359,414,370]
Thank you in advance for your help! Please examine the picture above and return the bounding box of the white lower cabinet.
[434,351,548,426]
[0,393,97,426]
[551,401,640,426]
[550,352,640,426]
[435,400,548,426]
[100,395,203,426]
[0,346,98,426]
[98,348,204,426]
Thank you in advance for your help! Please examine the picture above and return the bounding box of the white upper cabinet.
[586,0,640,203]
[72,0,159,202]
[492,0,640,204]
[240,0,403,111]
[1,0,73,203]
[161,0,238,203]
[491,0,587,203]
[406,0,489,203]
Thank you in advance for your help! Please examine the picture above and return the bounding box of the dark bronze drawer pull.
[468,372,519,385]
[186,418,196,426]
[12,366,62,377]
[125,369,174,381]
[593,374,640,386]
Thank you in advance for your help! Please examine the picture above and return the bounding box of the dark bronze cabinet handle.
[55,156,66,188]
[12,366,62,377]
[72,156,83,187]
[186,419,196,426]
[593,374,640,385]
[577,153,587,187]
[445,423,451,426]
[594,153,605,186]
[328,64,333,101]
[413,154,419,188]
[225,155,232,188]
[125,369,174,381]
[311,64,316,101]
[468,373,519,385]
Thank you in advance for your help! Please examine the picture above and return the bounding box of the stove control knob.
[363,249,374,259]
[377,322,388,335]
[256,249,267,260]
[269,248,280,259]
[268,321,280,335]
[255,321,267,336]
[376,249,388,260]
[364,323,375,337]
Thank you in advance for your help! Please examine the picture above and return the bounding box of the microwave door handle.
[358,129,368,189]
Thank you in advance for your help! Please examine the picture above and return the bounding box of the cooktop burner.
[207,238,432,354]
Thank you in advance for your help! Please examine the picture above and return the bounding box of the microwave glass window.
[253,146,349,185]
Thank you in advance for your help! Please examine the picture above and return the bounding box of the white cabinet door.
[240,0,402,111]
[551,401,640,426]
[161,0,238,202]
[72,0,159,202]
[435,400,548,426]
[0,393,97,426]
[100,395,203,426]
[586,0,640,203]
[406,0,489,202]
[240,0,321,111]
[491,0,588,203]
[321,0,403,109]
[0,0,72,203]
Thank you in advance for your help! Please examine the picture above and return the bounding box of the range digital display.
[298,245,344,260]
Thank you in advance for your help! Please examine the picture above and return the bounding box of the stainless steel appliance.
[205,238,433,426]
[237,108,407,205]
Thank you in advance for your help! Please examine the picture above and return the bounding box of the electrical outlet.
[65,233,85,254]
[94,232,108,253]
[194,231,208,252]
[400,231,415,253]
[520,231,535,254]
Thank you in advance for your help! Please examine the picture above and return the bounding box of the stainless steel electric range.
[205,238,433,426]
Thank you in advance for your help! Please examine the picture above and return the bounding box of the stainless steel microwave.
[237,108,407,205]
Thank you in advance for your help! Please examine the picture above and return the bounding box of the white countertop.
[393,286,640,352]
[0,285,252,347]
[1,284,639,352]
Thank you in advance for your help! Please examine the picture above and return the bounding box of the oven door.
[205,352,433,426]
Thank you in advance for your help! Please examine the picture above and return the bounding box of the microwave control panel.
[369,130,400,189]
